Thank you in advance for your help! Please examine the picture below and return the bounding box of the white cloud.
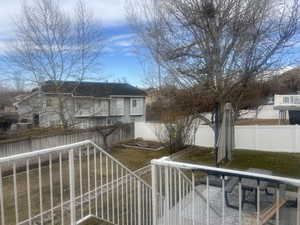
[0,0,135,32]
[0,0,141,57]
[103,33,139,56]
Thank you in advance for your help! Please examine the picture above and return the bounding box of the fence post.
[151,164,157,225]
[138,181,142,225]
[295,125,299,153]
[254,125,258,150]
[69,149,76,225]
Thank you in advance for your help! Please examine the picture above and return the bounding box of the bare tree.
[5,0,104,128]
[128,0,300,144]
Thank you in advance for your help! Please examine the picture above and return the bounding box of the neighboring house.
[15,81,147,128]
[238,93,300,124]
[273,93,300,124]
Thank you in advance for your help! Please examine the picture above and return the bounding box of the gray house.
[15,81,147,128]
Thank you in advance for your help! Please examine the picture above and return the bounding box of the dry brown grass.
[235,119,285,125]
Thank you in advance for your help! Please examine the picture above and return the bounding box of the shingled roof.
[41,81,147,97]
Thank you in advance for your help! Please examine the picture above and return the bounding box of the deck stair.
[248,199,287,225]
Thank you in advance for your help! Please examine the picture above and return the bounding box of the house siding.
[16,93,146,128]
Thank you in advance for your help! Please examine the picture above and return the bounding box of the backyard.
[1,141,300,225]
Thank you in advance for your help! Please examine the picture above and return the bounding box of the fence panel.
[0,123,134,158]
[135,122,300,153]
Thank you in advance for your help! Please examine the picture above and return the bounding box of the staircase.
[0,140,153,225]
[0,140,223,225]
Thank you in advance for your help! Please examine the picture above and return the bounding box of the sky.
[0,0,147,87]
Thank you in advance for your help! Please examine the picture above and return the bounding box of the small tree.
[95,122,124,152]
[152,86,201,153]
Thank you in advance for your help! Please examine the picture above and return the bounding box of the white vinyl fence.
[135,122,300,153]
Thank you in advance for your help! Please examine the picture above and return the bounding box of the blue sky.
[0,0,147,88]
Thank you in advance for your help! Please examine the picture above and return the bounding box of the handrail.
[0,140,92,163]
[152,157,300,187]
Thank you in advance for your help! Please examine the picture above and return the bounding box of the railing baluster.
[170,167,173,221]
[206,175,210,225]
[100,152,104,219]
[79,148,83,218]
[26,160,32,225]
[69,149,76,225]
[121,167,124,225]
[106,156,110,221]
[165,166,170,225]
[179,170,182,225]
[38,157,43,225]
[0,166,4,225]
[49,154,54,225]
[173,169,178,221]
[159,166,163,221]
[297,187,300,225]
[130,173,133,225]
[59,152,64,225]
[238,178,242,225]
[145,185,148,225]
[94,148,98,217]
[117,164,120,225]
[192,171,195,225]
[134,178,137,225]
[222,176,225,225]
[112,161,115,224]
[276,185,280,225]
[126,170,129,225]
[257,180,260,225]
[87,145,91,214]
[13,162,19,225]
[138,181,142,225]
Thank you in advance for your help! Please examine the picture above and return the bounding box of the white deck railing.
[0,140,152,225]
[151,157,300,225]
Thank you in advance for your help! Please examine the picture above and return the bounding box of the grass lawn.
[178,146,300,179]
[111,146,169,170]
[235,119,283,125]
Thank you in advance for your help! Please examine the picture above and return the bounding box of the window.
[283,97,290,104]
[132,99,137,107]
[130,98,144,115]
[110,98,124,116]
[95,100,109,116]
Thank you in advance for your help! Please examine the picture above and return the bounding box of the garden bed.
[121,138,164,151]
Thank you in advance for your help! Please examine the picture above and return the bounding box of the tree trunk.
[58,97,68,129]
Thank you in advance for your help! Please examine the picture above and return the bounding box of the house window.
[110,98,124,116]
[283,97,290,104]
[130,98,144,115]
[132,99,137,107]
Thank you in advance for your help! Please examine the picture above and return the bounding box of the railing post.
[151,164,157,225]
[69,149,76,225]
[138,181,142,225]
[297,187,300,225]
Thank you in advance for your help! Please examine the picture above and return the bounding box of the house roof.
[41,81,147,97]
